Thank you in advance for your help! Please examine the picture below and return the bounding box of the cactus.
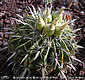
[8,5,81,79]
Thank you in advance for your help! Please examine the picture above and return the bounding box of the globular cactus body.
[8,5,79,79]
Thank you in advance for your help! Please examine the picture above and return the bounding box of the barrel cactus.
[8,5,82,79]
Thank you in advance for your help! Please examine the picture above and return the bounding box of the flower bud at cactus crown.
[46,8,52,23]
[37,15,45,31]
